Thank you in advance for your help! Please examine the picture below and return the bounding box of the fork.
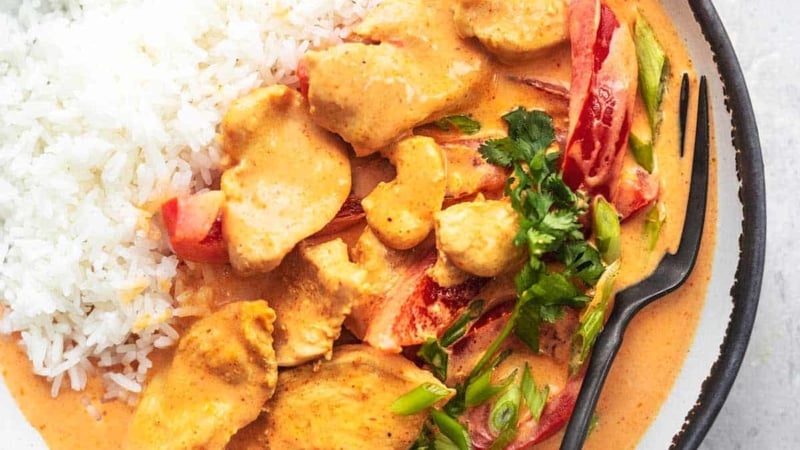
[559,74,710,450]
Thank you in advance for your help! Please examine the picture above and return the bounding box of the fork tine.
[674,75,709,271]
[680,73,691,156]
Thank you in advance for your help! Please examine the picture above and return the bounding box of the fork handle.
[560,306,636,450]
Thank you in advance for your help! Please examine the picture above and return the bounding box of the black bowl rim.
[670,1,767,448]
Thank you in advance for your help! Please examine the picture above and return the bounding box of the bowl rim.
[671,1,766,448]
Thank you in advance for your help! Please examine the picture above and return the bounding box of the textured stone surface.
[701,1,800,449]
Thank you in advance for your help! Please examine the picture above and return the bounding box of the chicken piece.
[262,345,449,449]
[428,250,472,288]
[316,141,510,240]
[312,155,396,238]
[303,0,489,154]
[434,197,525,278]
[440,140,508,201]
[268,239,367,366]
[173,239,366,367]
[125,301,277,450]
[453,0,569,63]
[221,85,351,274]
[362,136,447,250]
[344,227,419,339]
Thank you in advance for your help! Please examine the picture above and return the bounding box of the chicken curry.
[0,0,717,448]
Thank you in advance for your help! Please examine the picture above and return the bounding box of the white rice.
[0,0,380,400]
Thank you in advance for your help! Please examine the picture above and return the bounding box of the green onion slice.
[391,383,455,416]
[418,338,449,381]
[569,260,621,375]
[593,197,622,264]
[488,384,522,448]
[440,300,485,347]
[465,368,518,408]
[430,409,472,450]
[629,132,655,173]
[644,202,667,251]
[520,363,550,421]
[635,12,670,134]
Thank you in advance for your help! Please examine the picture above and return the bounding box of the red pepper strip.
[362,249,488,352]
[161,191,229,264]
[563,0,638,201]
[613,163,660,219]
[296,61,310,98]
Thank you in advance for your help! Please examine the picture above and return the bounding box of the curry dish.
[0,0,717,448]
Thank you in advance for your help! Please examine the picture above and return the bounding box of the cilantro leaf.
[561,241,605,286]
[515,300,541,351]
[435,115,482,135]
[478,138,515,167]
[503,108,556,155]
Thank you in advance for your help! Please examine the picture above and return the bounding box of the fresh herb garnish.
[430,409,472,450]
[644,202,666,251]
[593,197,622,263]
[478,108,604,353]
[570,260,620,374]
[435,115,482,135]
[417,300,486,381]
[418,338,450,382]
[403,108,613,447]
[634,12,670,134]
[520,363,549,421]
[391,383,455,416]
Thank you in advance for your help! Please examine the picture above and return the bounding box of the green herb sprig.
[478,108,604,353]
[434,115,482,135]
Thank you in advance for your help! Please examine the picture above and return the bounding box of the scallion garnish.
[430,409,472,450]
[488,384,522,449]
[440,300,485,347]
[629,132,655,173]
[520,363,549,421]
[465,368,517,408]
[417,299,486,382]
[570,260,621,374]
[634,12,670,134]
[593,196,622,264]
[644,202,667,251]
[391,383,455,416]
[418,338,450,382]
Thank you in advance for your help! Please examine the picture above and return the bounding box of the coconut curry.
[0,0,717,448]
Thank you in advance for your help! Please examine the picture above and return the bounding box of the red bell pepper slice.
[296,61,310,98]
[161,191,229,264]
[613,163,660,219]
[562,0,638,201]
[355,248,487,352]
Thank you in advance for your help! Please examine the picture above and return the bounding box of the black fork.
[560,74,710,450]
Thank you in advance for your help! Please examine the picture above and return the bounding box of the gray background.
[701,1,800,449]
